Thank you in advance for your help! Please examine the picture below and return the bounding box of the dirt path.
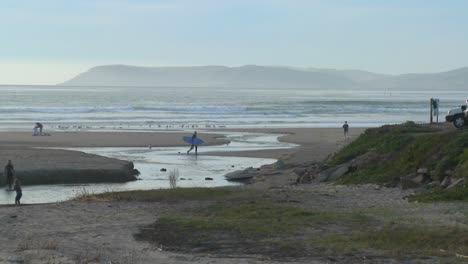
[0,199,325,264]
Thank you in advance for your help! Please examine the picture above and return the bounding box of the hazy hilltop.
[366,67,468,90]
[61,65,468,90]
[61,65,359,89]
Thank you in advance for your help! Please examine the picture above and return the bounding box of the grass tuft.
[91,187,237,203]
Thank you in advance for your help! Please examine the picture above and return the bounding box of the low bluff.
[0,148,138,186]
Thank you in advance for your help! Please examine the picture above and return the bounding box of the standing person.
[14,178,22,205]
[187,131,198,155]
[34,122,43,135]
[4,160,15,191]
[342,121,349,140]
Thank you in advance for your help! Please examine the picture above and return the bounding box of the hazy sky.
[1,0,468,84]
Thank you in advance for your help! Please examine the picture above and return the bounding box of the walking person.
[187,131,198,155]
[4,160,15,191]
[342,121,349,140]
[14,177,22,205]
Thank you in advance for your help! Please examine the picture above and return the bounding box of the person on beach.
[187,131,198,155]
[34,122,43,135]
[342,121,349,140]
[4,160,15,191]
[14,178,22,205]
[33,126,40,136]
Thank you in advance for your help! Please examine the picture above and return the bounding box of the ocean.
[0,85,465,131]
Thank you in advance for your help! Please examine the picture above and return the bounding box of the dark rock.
[225,167,257,181]
[293,168,307,177]
[205,177,213,181]
[327,164,350,181]
[7,256,24,263]
[400,172,432,189]
[317,162,350,182]
[275,160,286,170]
[441,175,452,188]
[400,174,422,189]
[446,178,465,190]
[417,168,428,174]
[160,168,167,172]
[426,181,442,189]
[296,168,319,184]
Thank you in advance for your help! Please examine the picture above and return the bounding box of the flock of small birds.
[50,123,227,131]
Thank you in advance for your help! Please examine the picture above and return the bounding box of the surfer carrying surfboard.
[187,131,198,155]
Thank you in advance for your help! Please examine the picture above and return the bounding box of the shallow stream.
[0,132,296,204]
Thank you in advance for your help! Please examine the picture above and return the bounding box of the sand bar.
[0,131,228,186]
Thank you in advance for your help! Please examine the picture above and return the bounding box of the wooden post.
[430,98,433,124]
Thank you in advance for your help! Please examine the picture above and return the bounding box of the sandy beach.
[0,131,228,148]
[0,127,371,263]
[206,127,366,163]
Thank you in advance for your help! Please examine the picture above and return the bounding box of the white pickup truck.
[445,100,468,128]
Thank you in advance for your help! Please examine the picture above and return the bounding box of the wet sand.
[0,131,228,148]
[206,127,366,163]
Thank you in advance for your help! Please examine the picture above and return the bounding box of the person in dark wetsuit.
[34,122,43,135]
[14,178,22,205]
[187,131,198,155]
[4,160,15,191]
[342,121,349,140]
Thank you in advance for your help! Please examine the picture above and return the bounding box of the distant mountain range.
[61,65,468,90]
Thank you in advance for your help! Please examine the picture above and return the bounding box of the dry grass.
[168,168,179,189]
[73,187,118,202]
[16,237,58,251]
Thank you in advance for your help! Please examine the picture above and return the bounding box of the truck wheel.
[453,116,465,128]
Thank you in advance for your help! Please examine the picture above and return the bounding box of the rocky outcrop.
[225,167,259,181]
[294,162,351,184]
[446,178,465,190]
[400,168,432,189]
[294,164,322,184]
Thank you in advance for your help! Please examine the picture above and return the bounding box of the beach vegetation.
[408,184,468,202]
[331,121,437,166]
[331,122,468,189]
[313,224,468,258]
[131,187,468,260]
[168,168,179,189]
[91,187,238,202]
[135,200,372,258]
